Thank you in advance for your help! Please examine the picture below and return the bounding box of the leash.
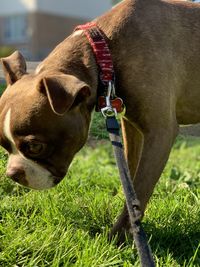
[75,23,155,267]
[106,117,155,267]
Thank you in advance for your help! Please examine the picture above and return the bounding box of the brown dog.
[0,0,200,237]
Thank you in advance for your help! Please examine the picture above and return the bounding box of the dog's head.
[0,51,93,189]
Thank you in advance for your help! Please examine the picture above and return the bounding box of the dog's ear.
[1,51,27,85]
[38,74,91,115]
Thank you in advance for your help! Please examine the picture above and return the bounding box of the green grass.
[0,105,199,266]
[0,84,5,96]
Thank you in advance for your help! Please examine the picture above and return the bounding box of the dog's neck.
[37,33,98,84]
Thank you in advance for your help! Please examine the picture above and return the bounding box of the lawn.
[0,94,199,266]
[0,84,5,96]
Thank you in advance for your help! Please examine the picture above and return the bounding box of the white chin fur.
[8,154,55,190]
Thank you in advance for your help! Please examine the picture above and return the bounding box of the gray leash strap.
[106,116,155,267]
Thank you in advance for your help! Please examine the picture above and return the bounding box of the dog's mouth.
[9,172,64,189]
[5,148,69,190]
[45,166,67,185]
[53,175,65,185]
[6,163,67,190]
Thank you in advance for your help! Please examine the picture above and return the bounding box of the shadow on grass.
[58,195,199,265]
[143,221,200,266]
[69,202,200,266]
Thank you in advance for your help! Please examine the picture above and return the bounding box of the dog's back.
[95,0,200,125]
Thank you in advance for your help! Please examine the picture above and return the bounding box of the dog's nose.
[6,168,26,183]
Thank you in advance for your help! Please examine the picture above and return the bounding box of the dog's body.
[0,0,200,236]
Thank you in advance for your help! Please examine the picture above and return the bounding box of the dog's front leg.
[110,116,178,241]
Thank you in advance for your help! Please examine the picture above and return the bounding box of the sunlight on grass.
[0,119,200,265]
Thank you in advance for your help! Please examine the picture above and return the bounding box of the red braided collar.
[75,23,125,114]
[75,22,115,85]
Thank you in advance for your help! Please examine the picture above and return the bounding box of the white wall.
[0,0,113,19]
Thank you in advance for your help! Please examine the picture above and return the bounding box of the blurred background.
[0,0,119,60]
[0,0,199,61]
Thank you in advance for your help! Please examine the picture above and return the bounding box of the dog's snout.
[6,168,27,184]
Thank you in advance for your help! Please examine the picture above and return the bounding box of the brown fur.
[0,0,200,237]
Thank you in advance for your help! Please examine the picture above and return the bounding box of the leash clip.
[101,81,117,118]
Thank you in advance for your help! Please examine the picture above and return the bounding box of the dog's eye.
[26,142,46,157]
[28,143,44,154]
